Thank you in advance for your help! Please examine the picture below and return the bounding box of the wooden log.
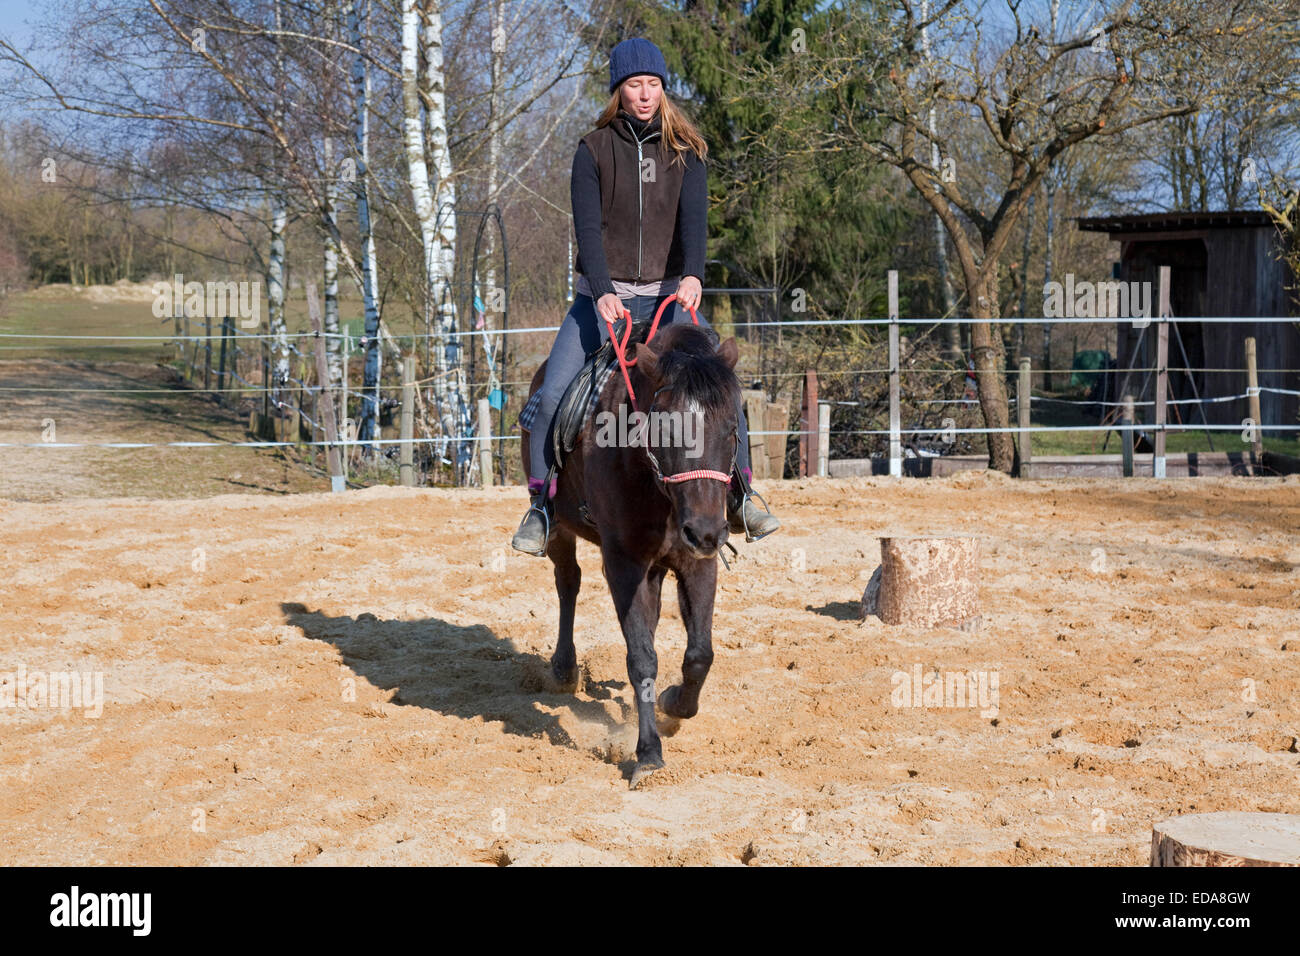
[1151,812,1300,867]
[860,536,981,630]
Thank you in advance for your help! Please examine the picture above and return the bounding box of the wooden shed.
[1075,211,1298,430]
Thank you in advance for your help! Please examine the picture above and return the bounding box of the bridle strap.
[661,469,730,484]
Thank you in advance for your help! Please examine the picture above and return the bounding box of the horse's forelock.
[651,324,738,413]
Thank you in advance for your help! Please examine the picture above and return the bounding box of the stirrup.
[526,497,552,556]
[738,489,777,543]
[514,463,558,557]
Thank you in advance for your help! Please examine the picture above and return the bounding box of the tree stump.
[860,536,981,630]
[1151,812,1300,866]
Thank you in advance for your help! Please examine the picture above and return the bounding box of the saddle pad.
[517,320,654,470]
[517,361,617,441]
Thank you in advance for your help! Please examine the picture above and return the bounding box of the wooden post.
[340,331,350,478]
[799,369,818,477]
[203,315,212,394]
[478,397,493,487]
[261,334,270,425]
[817,401,830,477]
[400,356,415,487]
[1121,394,1135,478]
[888,270,901,477]
[1017,356,1032,472]
[216,316,230,408]
[741,390,768,479]
[765,401,788,478]
[305,284,344,491]
[1246,336,1263,459]
[1154,266,1170,479]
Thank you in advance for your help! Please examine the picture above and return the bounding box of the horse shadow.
[279,602,633,762]
[806,600,862,622]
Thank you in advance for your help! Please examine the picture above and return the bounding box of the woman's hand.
[596,293,624,324]
[676,275,703,312]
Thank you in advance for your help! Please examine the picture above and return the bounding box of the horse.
[520,321,742,788]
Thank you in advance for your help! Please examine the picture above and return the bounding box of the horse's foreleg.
[659,558,718,721]
[549,531,581,690]
[604,554,668,788]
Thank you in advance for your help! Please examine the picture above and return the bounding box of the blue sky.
[0,0,36,48]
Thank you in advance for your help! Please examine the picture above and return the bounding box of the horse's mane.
[650,323,738,414]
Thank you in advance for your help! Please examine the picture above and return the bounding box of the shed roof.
[1076,211,1276,233]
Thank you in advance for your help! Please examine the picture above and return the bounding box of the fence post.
[216,316,230,407]
[341,331,350,478]
[799,369,818,477]
[1154,266,1170,479]
[888,269,901,477]
[1017,356,1032,473]
[817,401,830,477]
[1122,394,1135,477]
[261,334,271,427]
[478,397,493,487]
[1245,336,1262,460]
[400,356,415,487]
[304,284,345,491]
[203,315,212,394]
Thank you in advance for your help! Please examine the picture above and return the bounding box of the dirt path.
[1,473,1298,865]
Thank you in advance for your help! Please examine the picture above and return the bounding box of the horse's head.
[631,324,741,559]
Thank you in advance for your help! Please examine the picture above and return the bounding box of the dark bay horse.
[520,322,741,788]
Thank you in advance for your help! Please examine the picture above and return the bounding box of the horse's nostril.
[682,521,720,553]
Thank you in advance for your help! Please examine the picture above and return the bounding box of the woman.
[513,36,780,555]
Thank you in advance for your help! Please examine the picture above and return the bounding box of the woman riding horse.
[511,37,781,554]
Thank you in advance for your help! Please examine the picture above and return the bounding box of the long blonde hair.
[596,87,708,169]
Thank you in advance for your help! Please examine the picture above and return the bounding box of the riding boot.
[726,474,780,541]
[511,495,553,556]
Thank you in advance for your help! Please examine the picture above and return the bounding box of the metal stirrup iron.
[523,463,558,557]
[732,464,775,543]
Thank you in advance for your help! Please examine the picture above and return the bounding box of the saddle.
[519,318,654,470]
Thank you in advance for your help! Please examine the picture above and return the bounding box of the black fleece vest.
[575,113,686,283]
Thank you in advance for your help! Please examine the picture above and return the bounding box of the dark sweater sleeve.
[571,141,615,300]
[678,150,707,281]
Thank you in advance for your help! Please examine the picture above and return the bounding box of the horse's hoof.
[550,663,580,693]
[657,685,697,721]
[656,687,683,736]
[629,757,664,790]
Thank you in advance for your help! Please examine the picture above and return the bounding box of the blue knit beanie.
[608,37,667,93]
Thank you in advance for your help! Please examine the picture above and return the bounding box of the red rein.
[600,293,729,485]
[602,291,697,414]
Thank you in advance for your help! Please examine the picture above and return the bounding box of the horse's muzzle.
[680,516,728,558]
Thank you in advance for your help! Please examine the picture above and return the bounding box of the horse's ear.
[634,342,662,382]
[717,337,739,369]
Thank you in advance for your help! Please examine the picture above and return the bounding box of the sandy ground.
[1,472,1298,865]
